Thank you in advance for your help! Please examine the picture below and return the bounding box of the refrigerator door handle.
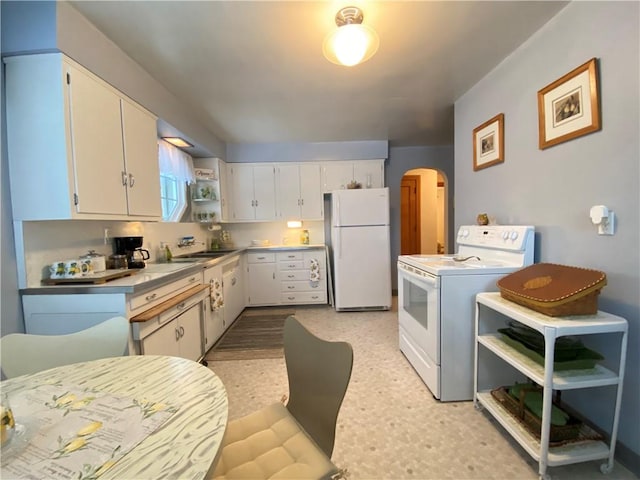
[335,196,341,227]
[335,227,341,259]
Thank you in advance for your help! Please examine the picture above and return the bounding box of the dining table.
[0,355,228,480]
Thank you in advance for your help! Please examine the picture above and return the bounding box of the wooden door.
[400,175,421,254]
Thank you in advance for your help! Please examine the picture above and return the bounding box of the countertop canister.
[80,250,106,273]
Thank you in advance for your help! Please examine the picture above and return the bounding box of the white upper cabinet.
[228,163,277,221]
[321,159,385,192]
[217,159,231,222]
[121,99,162,217]
[276,163,323,221]
[4,53,161,221]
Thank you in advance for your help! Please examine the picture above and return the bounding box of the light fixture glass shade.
[287,220,303,228]
[323,7,379,67]
[162,137,193,148]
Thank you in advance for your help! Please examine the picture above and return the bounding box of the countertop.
[21,244,327,295]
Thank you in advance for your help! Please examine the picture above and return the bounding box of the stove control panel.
[457,225,534,251]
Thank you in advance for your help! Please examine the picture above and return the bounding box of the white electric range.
[397,225,535,401]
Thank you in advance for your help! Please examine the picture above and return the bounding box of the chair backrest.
[0,316,129,378]
[283,316,353,458]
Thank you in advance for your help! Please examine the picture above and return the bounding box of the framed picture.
[473,113,504,171]
[537,58,600,149]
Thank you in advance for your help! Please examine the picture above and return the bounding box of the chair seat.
[212,402,339,480]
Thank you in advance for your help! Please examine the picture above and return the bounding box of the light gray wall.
[387,146,455,290]
[454,1,639,467]
[226,141,388,163]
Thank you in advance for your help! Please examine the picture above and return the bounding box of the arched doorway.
[400,168,447,255]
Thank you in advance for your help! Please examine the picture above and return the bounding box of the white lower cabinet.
[139,302,203,362]
[474,292,628,480]
[247,252,279,306]
[278,250,326,304]
[248,248,327,306]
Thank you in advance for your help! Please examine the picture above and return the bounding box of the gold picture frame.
[473,113,504,171]
[537,58,600,149]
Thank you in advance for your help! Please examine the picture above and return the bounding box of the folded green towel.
[498,324,604,363]
[509,383,570,426]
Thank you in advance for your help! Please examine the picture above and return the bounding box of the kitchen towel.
[309,259,320,282]
[210,278,224,310]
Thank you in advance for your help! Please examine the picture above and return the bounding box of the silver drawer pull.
[177,302,186,310]
[188,276,197,283]
[287,296,295,300]
[287,286,295,289]
[175,328,180,341]
[257,256,266,260]
[288,275,295,278]
[287,255,295,258]
[288,264,296,268]
[145,293,158,301]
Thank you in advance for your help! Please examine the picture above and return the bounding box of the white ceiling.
[70,1,568,149]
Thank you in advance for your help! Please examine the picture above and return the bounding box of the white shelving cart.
[473,292,628,480]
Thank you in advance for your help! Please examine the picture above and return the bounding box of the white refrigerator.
[326,188,392,311]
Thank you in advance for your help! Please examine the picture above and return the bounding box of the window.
[158,140,195,221]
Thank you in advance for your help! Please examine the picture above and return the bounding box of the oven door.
[398,261,441,397]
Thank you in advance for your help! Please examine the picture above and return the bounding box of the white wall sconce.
[590,205,615,235]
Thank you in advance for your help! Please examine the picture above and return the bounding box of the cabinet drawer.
[281,280,324,292]
[279,270,325,281]
[281,291,327,304]
[279,260,305,270]
[129,274,202,312]
[248,252,276,263]
[276,251,303,261]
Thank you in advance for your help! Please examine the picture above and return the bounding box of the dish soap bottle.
[165,244,173,262]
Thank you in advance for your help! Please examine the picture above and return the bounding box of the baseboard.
[616,441,640,477]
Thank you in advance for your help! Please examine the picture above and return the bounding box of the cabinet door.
[248,263,279,305]
[299,163,323,219]
[353,160,384,188]
[229,164,256,220]
[121,99,162,217]
[142,320,181,357]
[277,164,302,220]
[177,304,202,362]
[253,164,277,220]
[322,162,353,192]
[218,160,231,222]
[68,64,128,215]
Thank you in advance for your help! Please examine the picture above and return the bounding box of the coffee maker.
[114,236,150,269]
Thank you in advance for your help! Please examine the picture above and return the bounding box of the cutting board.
[43,269,138,285]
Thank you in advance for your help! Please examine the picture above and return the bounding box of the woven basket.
[490,386,582,443]
[497,263,606,316]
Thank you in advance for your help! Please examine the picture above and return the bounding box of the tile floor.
[209,300,637,480]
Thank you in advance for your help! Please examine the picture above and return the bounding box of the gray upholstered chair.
[212,316,354,479]
[0,316,130,378]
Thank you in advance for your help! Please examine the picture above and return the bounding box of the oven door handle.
[400,265,439,288]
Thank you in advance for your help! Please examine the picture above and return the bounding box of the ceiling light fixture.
[323,6,379,67]
[162,137,193,149]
